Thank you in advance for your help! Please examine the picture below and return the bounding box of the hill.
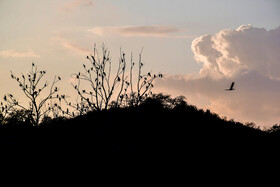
[0,94,279,157]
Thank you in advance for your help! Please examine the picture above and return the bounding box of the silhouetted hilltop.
[0,94,279,156]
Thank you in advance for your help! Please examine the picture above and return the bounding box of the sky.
[0,0,280,128]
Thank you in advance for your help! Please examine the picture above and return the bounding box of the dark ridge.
[0,94,279,158]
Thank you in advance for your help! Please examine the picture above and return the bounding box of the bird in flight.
[225,82,235,91]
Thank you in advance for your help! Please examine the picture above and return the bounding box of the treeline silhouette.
[1,93,279,154]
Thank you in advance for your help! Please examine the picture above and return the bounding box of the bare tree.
[62,44,163,116]
[115,49,163,107]
[62,45,126,114]
[0,63,61,126]
[130,50,163,106]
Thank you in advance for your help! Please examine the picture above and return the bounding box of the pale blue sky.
[0,0,279,126]
[107,0,280,30]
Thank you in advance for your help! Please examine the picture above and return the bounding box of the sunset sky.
[0,0,280,128]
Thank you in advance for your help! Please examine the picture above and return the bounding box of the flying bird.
[225,82,235,91]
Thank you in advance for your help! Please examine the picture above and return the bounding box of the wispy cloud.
[60,0,94,12]
[61,41,90,55]
[0,49,40,58]
[53,35,90,55]
[88,25,191,38]
[115,25,179,37]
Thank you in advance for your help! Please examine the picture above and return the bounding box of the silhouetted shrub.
[1,63,61,126]
[0,111,4,125]
[267,124,280,134]
[2,109,33,128]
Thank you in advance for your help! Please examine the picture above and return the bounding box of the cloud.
[155,71,280,128]
[61,41,90,55]
[155,25,280,128]
[88,25,184,38]
[191,25,280,79]
[60,0,94,12]
[54,36,90,55]
[0,49,40,58]
[115,25,180,37]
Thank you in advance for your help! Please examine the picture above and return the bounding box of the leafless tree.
[116,49,163,107]
[0,63,61,126]
[61,44,163,116]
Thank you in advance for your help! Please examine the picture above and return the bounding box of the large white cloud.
[155,25,280,128]
[191,25,280,79]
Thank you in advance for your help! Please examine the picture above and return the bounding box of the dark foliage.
[0,94,279,157]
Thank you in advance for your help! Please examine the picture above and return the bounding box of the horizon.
[0,0,280,128]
